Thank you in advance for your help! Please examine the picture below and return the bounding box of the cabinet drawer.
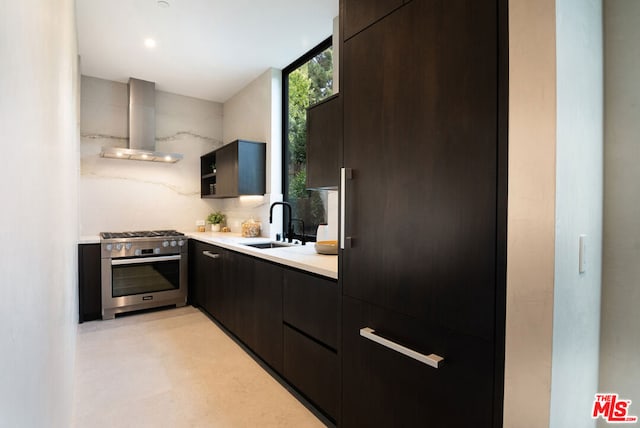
[342,296,495,427]
[283,325,339,420]
[283,269,339,349]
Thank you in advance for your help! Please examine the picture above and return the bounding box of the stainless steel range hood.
[100,78,183,163]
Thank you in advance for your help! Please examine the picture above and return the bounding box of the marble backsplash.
[79,75,227,235]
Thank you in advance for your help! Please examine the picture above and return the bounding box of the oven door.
[111,255,181,296]
[102,253,187,318]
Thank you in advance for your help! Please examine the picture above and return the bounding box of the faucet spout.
[269,202,293,242]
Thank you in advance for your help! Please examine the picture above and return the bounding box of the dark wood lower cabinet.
[283,269,339,350]
[189,241,284,373]
[188,239,339,420]
[284,325,339,420]
[243,258,283,373]
[341,296,495,427]
[78,243,101,323]
[188,240,226,323]
[283,270,340,421]
[224,250,254,341]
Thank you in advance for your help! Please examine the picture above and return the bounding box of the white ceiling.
[76,0,338,102]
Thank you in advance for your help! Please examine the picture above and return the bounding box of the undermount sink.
[242,242,293,249]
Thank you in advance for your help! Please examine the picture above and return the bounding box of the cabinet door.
[202,246,225,319]
[189,241,226,319]
[306,95,341,189]
[342,0,405,40]
[215,141,238,197]
[188,240,205,307]
[342,0,498,341]
[237,141,266,195]
[342,297,494,427]
[223,250,254,341]
[251,260,284,372]
[78,244,101,322]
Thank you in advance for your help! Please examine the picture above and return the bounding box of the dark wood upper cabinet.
[306,94,342,190]
[342,0,405,40]
[200,139,266,198]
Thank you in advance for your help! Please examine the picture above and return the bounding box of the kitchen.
[1,0,635,428]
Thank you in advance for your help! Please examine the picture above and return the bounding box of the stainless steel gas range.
[100,230,188,319]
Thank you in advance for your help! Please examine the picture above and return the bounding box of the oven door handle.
[111,255,182,266]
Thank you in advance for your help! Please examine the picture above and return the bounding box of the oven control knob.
[154,248,161,254]
[170,240,177,247]
[125,243,132,250]
[115,243,123,251]
[134,249,141,256]
[162,240,169,248]
[106,244,113,251]
[178,240,184,246]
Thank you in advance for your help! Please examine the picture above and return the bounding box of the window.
[282,37,333,240]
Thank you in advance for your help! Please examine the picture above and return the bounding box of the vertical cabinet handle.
[202,251,221,259]
[360,327,444,369]
[340,167,353,250]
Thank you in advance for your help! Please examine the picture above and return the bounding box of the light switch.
[579,234,587,274]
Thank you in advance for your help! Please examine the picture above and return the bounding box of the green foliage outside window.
[286,46,333,235]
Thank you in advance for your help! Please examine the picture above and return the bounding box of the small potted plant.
[207,211,225,232]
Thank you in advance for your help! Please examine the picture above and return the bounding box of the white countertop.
[79,235,100,244]
[187,232,338,280]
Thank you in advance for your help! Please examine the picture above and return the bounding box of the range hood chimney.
[100,78,183,163]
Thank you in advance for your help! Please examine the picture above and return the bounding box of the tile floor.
[72,306,328,428]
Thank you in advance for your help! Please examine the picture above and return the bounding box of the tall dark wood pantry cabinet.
[339,0,508,426]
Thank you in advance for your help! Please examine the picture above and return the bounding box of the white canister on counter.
[316,224,330,242]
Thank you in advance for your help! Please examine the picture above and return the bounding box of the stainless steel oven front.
[100,234,188,319]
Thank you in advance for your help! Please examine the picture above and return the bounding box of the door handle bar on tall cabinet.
[340,167,353,249]
[360,327,444,369]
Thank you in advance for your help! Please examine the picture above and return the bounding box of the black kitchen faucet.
[269,201,293,243]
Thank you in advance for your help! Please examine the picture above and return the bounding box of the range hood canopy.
[100,78,183,163]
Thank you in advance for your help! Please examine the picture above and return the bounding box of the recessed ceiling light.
[144,38,156,49]
[157,0,170,8]
[164,155,172,162]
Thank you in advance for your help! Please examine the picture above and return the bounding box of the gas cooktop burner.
[100,230,185,239]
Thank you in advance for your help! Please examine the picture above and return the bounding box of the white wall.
[549,1,603,427]
[222,68,284,237]
[600,1,640,423]
[79,76,224,235]
[0,1,79,427]
[504,0,557,426]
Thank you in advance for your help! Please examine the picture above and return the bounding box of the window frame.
[281,36,333,241]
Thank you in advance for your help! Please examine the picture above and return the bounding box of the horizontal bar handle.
[202,251,221,260]
[111,254,181,266]
[360,327,444,369]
